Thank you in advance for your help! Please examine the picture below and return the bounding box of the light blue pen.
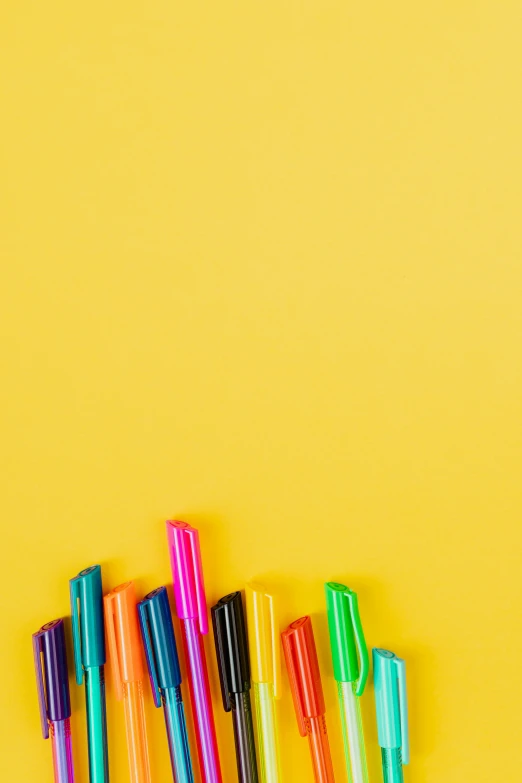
[138,586,194,783]
[372,648,409,783]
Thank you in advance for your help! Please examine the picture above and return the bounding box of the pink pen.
[166,520,222,783]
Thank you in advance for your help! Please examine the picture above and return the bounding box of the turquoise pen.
[373,649,409,783]
[70,565,109,783]
[138,586,194,783]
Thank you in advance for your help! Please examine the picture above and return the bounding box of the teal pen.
[70,565,110,783]
[373,649,409,783]
[138,586,194,783]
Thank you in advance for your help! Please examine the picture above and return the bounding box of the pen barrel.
[337,681,369,783]
[253,682,281,783]
[380,748,404,783]
[181,618,222,783]
[50,718,75,783]
[231,691,259,783]
[163,686,194,783]
[85,667,109,783]
[122,680,151,783]
[306,715,336,783]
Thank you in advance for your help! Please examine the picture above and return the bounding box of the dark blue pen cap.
[33,619,71,739]
[138,586,182,708]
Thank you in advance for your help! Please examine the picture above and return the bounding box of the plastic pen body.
[84,667,109,783]
[167,521,221,783]
[337,682,368,783]
[282,616,335,783]
[50,718,75,783]
[70,565,109,783]
[181,612,221,781]
[324,583,370,783]
[138,585,194,783]
[212,592,259,783]
[245,583,282,783]
[252,682,280,783]
[163,687,193,783]
[33,618,75,783]
[373,649,409,783]
[104,581,151,783]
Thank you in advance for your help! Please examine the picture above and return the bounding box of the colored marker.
[212,591,259,783]
[33,618,75,783]
[104,581,151,783]
[138,586,194,783]
[70,565,109,783]
[373,648,409,783]
[325,582,369,783]
[282,616,336,783]
[166,520,222,783]
[245,582,282,783]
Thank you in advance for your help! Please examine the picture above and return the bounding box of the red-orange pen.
[281,616,336,783]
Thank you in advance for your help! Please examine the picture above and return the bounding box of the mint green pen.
[373,649,409,783]
[325,583,370,783]
[70,565,110,783]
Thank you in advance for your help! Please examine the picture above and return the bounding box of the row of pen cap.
[32,519,409,783]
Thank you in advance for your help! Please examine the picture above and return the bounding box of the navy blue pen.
[138,586,194,783]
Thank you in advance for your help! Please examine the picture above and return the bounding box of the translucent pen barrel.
[181,618,221,783]
[163,687,194,783]
[306,716,336,783]
[253,682,281,783]
[381,749,403,783]
[50,719,75,783]
[231,691,259,783]
[85,667,109,783]
[123,681,151,783]
[337,681,369,783]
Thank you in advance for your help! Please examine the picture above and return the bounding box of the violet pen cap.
[33,619,71,738]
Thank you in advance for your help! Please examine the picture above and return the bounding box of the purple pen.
[166,520,222,783]
[33,619,75,783]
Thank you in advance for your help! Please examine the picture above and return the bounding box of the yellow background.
[1,2,521,781]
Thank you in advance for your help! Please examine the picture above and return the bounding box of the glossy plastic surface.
[50,719,75,783]
[337,681,369,783]
[123,680,151,783]
[85,667,109,783]
[253,683,281,783]
[163,687,194,783]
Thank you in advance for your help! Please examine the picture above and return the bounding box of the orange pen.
[104,581,151,783]
[281,616,336,783]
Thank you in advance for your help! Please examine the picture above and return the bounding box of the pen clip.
[212,604,232,712]
[281,629,307,737]
[345,589,369,696]
[104,593,123,701]
[186,526,208,636]
[138,601,162,708]
[32,632,49,739]
[266,591,281,699]
[70,577,84,686]
[394,657,409,764]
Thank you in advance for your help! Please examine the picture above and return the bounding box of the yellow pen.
[245,582,282,783]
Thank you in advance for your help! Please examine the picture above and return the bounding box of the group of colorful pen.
[33,520,409,783]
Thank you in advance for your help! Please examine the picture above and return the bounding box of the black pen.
[211,592,259,783]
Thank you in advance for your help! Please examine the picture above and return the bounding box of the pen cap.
[166,520,209,634]
[325,582,369,695]
[211,591,251,711]
[373,648,409,764]
[138,586,182,708]
[33,619,71,738]
[281,616,325,736]
[104,581,144,700]
[70,565,106,684]
[245,582,281,698]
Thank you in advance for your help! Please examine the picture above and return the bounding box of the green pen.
[373,648,409,783]
[70,565,110,783]
[325,582,370,783]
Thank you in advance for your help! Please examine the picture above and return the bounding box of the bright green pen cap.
[70,564,106,684]
[324,582,369,695]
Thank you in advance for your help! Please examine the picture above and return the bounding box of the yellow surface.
[1,2,521,781]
